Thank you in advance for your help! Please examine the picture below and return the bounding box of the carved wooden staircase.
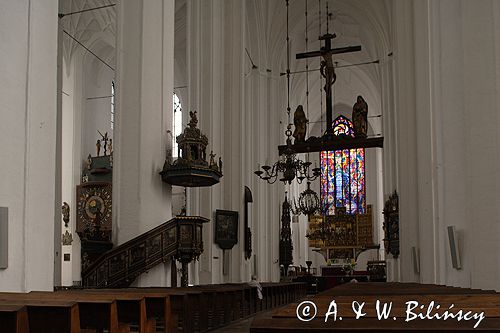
[82,216,208,288]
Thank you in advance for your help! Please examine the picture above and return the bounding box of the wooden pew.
[1,281,306,333]
[105,288,191,333]
[191,285,243,325]
[1,292,129,333]
[318,282,496,296]
[250,283,500,332]
[0,304,29,333]
[0,298,81,333]
[135,286,227,331]
[49,290,155,333]
[133,282,306,332]
[29,292,130,333]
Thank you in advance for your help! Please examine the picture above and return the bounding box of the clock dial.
[85,195,105,219]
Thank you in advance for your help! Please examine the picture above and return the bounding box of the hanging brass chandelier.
[291,182,321,216]
[254,138,320,185]
[254,0,320,185]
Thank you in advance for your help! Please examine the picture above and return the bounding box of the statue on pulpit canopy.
[209,150,216,167]
[189,111,198,128]
[352,95,368,138]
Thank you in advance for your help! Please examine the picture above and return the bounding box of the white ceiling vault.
[58,0,391,137]
[244,0,392,137]
[59,0,116,74]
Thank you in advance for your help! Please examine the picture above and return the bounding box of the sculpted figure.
[102,132,109,156]
[209,150,216,167]
[87,154,92,170]
[188,111,198,128]
[98,130,109,156]
[292,105,308,143]
[108,139,113,155]
[62,202,70,228]
[352,95,368,138]
[96,139,101,156]
[320,55,337,109]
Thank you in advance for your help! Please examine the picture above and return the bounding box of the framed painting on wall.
[214,210,239,250]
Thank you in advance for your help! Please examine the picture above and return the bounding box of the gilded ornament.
[62,230,73,246]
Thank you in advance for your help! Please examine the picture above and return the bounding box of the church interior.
[1,0,500,331]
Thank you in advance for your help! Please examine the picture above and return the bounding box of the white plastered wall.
[0,0,58,292]
[393,0,500,291]
[113,0,175,286]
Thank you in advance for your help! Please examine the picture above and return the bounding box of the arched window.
[320,115,366,215]
[172,93,183,158]
[110,81,115,130]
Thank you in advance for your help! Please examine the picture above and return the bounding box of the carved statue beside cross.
[352,95,368,138]
[292,105,308,143]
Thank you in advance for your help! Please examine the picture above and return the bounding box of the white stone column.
[114,0,174,286]
[186,0,248,284]
[392,0,421,283]
[392,0,500,291]
[186,0,284,284]
[428,0,500,290]
[0,0,58,291]
[186,0,218,284]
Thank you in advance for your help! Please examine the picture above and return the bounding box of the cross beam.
[296,45,362,59]
[278,136,383,155]
[296,33,361,132]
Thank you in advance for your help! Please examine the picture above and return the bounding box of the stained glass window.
[320,116,366,215]
[332,115,355,137]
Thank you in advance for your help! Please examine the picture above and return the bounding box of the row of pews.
[0,281,307,333]
[250,282,500,331]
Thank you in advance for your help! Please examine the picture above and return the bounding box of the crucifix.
[97,130,109,156]
[296,33,361,133]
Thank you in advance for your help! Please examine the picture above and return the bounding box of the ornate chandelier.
[291,182,321,215]
[254,139,320,185]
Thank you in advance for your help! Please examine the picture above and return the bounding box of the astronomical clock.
[76,182,112,241]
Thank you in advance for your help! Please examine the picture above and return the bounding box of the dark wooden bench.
[0,281,307,333]
[318,282,496,296]
[53,290,156,333]
[1,292,131,333]
[250,282,500,332]
[0,304,29,333]
[30,292,131,333]
[106,288,192,333]
[0,297,81,333]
